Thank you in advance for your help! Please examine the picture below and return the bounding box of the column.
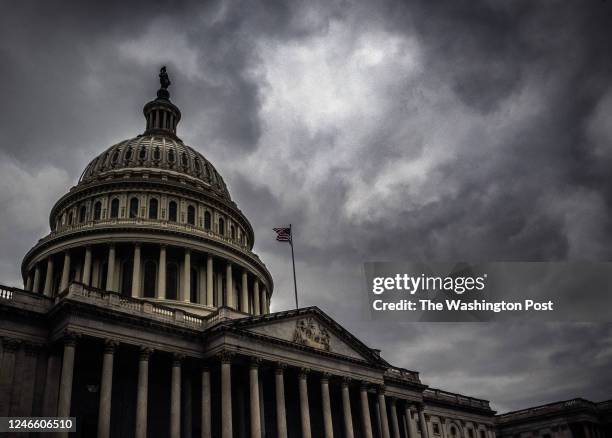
[250,359,262,438]
[41,351,61,416]
[253,280,260,316]
[170,354,182,438]
[25,272,33,290]
[360,384,374,438]
[261,289,268,315]
[43,257,55,296]
[59,251,71,292]
[226,263,233,308]
[202,366,212,438]
[220,352,233,438]
[299,369,312,438]
[389,399,400,438]
[216,272,223,306]
[342,378,355,438]
[241,270,249,313]
[321,373,334,438]
[418,406,429,438]
[377,387,391,438]
[82,246,92,286]
[33,264,42,293]
[206,256,213,306]
[158,245,166,299]
[183,374,193,438]
[57,335,77,438]
[0,339,19,416]
[135,348,152,438]
[97,340,117,438]
[275,364,288,438]
[404,405,416,438]
[183,249,191,302]
[132,244,142,298]
[106,245,116,292]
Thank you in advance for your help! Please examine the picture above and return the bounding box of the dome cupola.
[142,66,181,139]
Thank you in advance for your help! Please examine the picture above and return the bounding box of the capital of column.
[139,347,154,361]
[24,342,43,357]
[360,382,371,392]
[320,372,332,383]
[172,352,185,366]
[377,385,386,395]
[250,357,262,369]
[341,376,352,387]
[390,397,397,406]
[1,338,22,352]
[62,330,81,347]
[298,367,310,379]
[103,339,119,354]
[217,350,235,364]
[275,362,287,374]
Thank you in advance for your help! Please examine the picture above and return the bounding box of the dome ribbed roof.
[79,135,231,199]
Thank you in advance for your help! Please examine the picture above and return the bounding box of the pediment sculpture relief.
[293,317,331,351]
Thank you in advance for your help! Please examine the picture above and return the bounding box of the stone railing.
[385,366,421,384]
[424,388,492,410]
[60,282,208,329]
[0,284,54,312]
[496,398,598,422]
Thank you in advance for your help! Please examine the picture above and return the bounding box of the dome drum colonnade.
[20,70,272,316]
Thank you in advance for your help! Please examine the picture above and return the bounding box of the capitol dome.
[21,67,273,316]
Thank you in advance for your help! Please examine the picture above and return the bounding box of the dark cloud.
[1,0,611,413]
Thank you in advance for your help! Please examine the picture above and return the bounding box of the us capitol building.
[0,69,609,438]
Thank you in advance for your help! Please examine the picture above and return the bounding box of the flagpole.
[290,223,299,309]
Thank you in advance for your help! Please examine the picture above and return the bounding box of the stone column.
[389,398,400,438]
[158,245,167,299]
[202,366,212,438]
[82,246,92,286]
[33,264,42,293]
[206,256,213,306]
[97,340,117,438]
[377,387,391,438]
[241,270,249,313]
[57,335,77,438]
[299,369,312,438]
[0,339,19,416]
[321,373,334,438]
[41,351,61,416]
[183,374,193,438]
[132,244,142,298]
[135,348,152,438]
[43,257,55,296]
[275,364,288,438]
[216,272,223,306]
[59,251,71,292]
[226,263,234,308]
[342,378,355,438]
[170,354,182,438]
[360,384,374,438]
[261,289,268,315]
[220,352,233,438]
[106,245,116,292]
[183,249,191,302]
[253,280,260,316]
[250,359,262,438]
[404,405,416,438]
[417,406,429,438]
[25,272,33,290]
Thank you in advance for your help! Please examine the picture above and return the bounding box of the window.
[79,205,87,223]
[450,427,458,437]
[168,201,177,222]
[129,197,139,219]
[94,201,102,220]
[433,424,440,435]
[148,198,158,219]
[187,205,195,225]
[153,146,161,161]
[110,198,119,219]
[100,262,108,290]
[190,268,198,302]
[204,211,211,230]
[125,146,133,163]
[468,429,474,438]
[230,225,235,239]
[143,261,156,298]
[166,263,179,300]
[168,149,175,163]
[139,146,147,160]
[121,259,133,297]
[181,153,188,167]
[218,218,225,236]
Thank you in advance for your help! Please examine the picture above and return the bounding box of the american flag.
[273,227,292,243]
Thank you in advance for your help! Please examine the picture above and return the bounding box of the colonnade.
[24,243,270,315]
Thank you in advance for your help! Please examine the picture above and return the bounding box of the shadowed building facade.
[0,70,608,438]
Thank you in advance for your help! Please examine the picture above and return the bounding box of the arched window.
[190,268,198,302]
[124,147,133,163]
[153,146,161,161]
[129,197,139,219]
[93,201,102,220]
[218,218,225,236]
[121,259,133,297]
[148,198,158,219]
[110,198,120,219]
[204,211,211,230]
[230,225,235,240]
[181,153,188,167]
[79,205,87,223]
[166,263,179,300]
[450,427,457,437]
[143,261,157,298]
[168,201,177,222]
[139,146,147,160]
[187,205,195,225]
[168,149,175,163]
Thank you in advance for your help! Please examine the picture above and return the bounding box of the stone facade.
[0,71,606,438]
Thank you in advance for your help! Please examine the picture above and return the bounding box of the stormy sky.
[1,0,611,412]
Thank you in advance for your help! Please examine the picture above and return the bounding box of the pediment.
[235,308,379,363]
